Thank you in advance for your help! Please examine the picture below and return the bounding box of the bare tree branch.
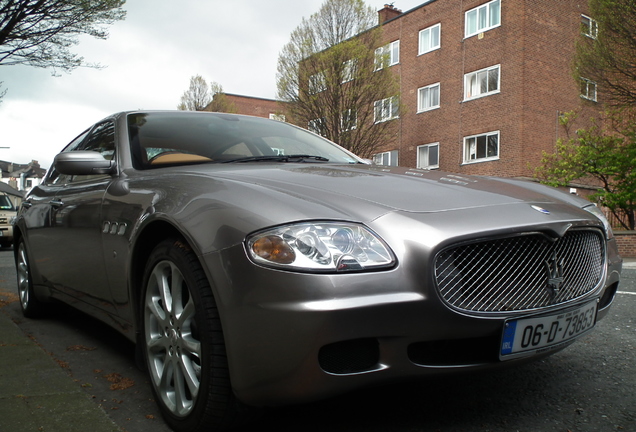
[276,0,401,158]
[0,0,126,72]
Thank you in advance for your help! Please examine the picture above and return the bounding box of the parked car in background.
[14,111,622,432]
[0,193,16,248]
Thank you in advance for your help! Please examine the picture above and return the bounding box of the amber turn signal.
[251,235,296,264]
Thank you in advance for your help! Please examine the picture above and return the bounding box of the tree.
[177,75,235,113]
[276,0,401,159]
[0,0,126,71]
[536,111,636,230]
[574,0,636,110]
[177,75,212,111]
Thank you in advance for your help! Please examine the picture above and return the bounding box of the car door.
[21,129,89,286]
[45,121,119,316]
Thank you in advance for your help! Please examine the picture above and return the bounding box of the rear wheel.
[16,240,43,318]
[141,238,253,431]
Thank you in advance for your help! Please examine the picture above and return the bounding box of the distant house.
[207,93,287,122]
[0,160,46,198]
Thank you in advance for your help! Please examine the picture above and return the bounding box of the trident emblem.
[544,251,564,300]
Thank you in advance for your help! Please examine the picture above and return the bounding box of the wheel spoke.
[178,352,200,400]
[173,361,193,413]
[159,356,177,410]
[155,265,173,316]
[171,264,186,315]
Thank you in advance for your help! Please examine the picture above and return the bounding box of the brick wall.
[374,0,602,178]
[614,231,636,258]
[223,94,285,119]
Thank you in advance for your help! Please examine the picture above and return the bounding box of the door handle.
[51,199,64,208]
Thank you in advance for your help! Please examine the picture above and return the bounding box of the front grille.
[0,217,7,224]
[434,229,604,313]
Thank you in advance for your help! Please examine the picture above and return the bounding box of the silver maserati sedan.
[14,111,622,431]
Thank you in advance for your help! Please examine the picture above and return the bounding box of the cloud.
[0,0,424,168]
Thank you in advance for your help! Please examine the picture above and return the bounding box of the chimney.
[378,4,402,24]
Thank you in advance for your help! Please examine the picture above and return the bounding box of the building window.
[375,40,400,70]
[373,150,399,166]
[464,131,499,163]
[417,143,439,169]
[341,109,357,131]
[417,83,440,112]
[269,113,286,122]
[465,0,501,38]
[342,59,357,83]
[374,96,400,123]
[419,23,441,55]
[309,72,326,94]
[464,65,500,100]
[308,118,326,136]
[580,78,597,101]
[581,15,598,39]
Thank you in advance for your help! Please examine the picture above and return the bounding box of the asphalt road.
[0,247,634,432]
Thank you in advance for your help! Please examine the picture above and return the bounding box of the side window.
[77,121,116,160]
[45,129,90,185]
[71,121,116,182]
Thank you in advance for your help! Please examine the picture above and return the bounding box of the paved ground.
[0,295,120,431]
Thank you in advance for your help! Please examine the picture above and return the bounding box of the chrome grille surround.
[434,228,605,313]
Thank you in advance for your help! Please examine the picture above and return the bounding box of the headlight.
[584,205,614,239]
[9,216,16,225]
[246,222,396,272]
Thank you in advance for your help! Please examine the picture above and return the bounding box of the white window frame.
[417,143,439,169]
[269,113,286,122]
[341,109,357,131]
[375,40,400,70]
[373,150,398,166]
[309,72,326,94]
[417,83,440,113]
[465,0,501,38]
[580,77,597,102]
[308,118,326,136]
[464,65,500,100]
[581,15,598,39]
[418,23,441,55]
[374,96,400,123]
[463,131,500,164]
[341,59,357,84]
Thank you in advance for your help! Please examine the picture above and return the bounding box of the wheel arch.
[12,225,23,262]
[128,218,221,342]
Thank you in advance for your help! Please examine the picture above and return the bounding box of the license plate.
[500,299,598,359]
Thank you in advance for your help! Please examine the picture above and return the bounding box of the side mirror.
[54,151,115,175]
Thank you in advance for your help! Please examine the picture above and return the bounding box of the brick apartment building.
[367,0,601,179]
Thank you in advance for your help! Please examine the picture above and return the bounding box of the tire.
[16,240,43,318]
[141,238,255,432]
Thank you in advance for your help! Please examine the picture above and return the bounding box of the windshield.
[127,112,363,169]
[0,195,14,211]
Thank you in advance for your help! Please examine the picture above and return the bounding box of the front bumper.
[202,235,620,407]
[0,224,13,243]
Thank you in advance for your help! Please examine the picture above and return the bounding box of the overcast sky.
[0,0,424,169]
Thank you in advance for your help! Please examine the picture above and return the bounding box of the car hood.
[206,163,586,214]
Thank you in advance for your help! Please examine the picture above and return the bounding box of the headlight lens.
[246,222,395,272]
[584,205,614,239]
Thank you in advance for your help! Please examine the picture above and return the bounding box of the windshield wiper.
[220,154,330,163]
